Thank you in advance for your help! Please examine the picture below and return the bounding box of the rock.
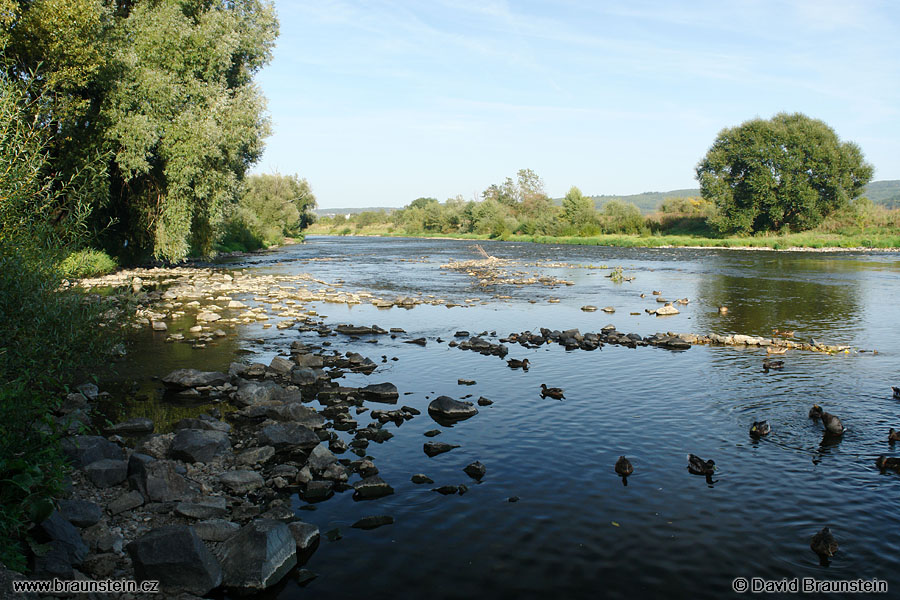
[307,444,338,473]
[104,417,155,435]
[196,311,221,322]
[290,367,327,387]
[336,324,387,336]
[581,305,598,312]
[169,429,231,463]
[36,511,89,565]
[411,474,434,484]
[269,356,295,376]
[136,460,190,502]
[162,368,227,390]
[428,396,478,425]
[236,445,276,466]
[57,499,102,528]
[82,552,119,578]
[76,382,99,400]
[31,540,75,579]
[477,397,494,406]
[194,519,240,542]
[288,521,320,551]
[84,458,128,488]
[424,429,442,437]
[174,416,231,433]
[219,520,297,593]
[127,525,222,596]
[464,461,486,480]
[352,476,394,500]
[359,383,399,403]
[107,490,145,515]
[656,304,680,316]
[175,496,228,519]
[405,337,427,346]
[303,480,334,501]
[433,485,460,495]
[220,470,265,494]
[136,433,174,459]
[424,441,460,457]
[457,379,476,386]
[293,353,324,368]
[234,380,283,407]
[151,320,168,331]
[258,403,326,429]
[352,515,394,530]
[61,435,123,468]
[258,423,320,452]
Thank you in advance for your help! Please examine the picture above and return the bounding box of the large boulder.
[289,367,327,387]
[352,476,394,500]
[36,512,89,566]
[57,499,102,528]
[60,435,123,468]
[233,380,283,408]
[287,521,320,552]
[175,496,228,520]
[307,444,337,474]
[219,470,265,494]
[83,458,128,488]
[127,525,222,596]
[219,520,297,593]
[360,383,399,404]
[169,429,231,463]
[427,396,478,425]
[162,369,227,390]
[134,460,190,502]
[258,423,320,452]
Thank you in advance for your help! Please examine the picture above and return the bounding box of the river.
[107,235,900,599]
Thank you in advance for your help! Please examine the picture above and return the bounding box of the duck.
[539,384,565,400]
[749,420,771,437]
[718,306,728,314]
[762,359,784,372]
[809,404,824,419]
[766,346,787,355]
[893,386,900,399]
[614,456,634,477]
[876,455,900,472]
[772,329,795,338]
[686,454,716,476]
[890,428,900,442]
[810,527,838,560]
[822,412,844,435]
[507,358,530,370]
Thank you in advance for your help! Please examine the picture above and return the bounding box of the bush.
[58,249,117,278]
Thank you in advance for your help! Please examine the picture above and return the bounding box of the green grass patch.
[58,249,118,278]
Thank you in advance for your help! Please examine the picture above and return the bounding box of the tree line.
[320,114,876,240]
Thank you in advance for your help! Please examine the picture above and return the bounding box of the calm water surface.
[111,236,900,599]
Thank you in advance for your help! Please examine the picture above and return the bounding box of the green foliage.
[58,248,117,278]
[218,173,317,251]
[697,113,874,234]
[600,200,647,234]
[0,71,120,571]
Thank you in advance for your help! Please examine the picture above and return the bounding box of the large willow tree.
[2,0,278,261]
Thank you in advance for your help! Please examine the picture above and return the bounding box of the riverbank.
[304,226,900,251]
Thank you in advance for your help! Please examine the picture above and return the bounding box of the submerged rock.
[352,515,394,530]
[424,441,460,457]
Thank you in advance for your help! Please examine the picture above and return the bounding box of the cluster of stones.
[439,256,575,288]
[32,322,499,597]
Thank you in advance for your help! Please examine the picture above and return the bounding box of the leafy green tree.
[562,186,595,227]
[696,113,874,234]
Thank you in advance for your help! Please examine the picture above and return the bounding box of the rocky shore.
[18,262,870,598]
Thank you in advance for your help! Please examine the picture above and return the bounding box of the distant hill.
[315,180,900,215]
[864,180,900,208]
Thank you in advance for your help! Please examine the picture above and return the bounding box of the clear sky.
[251,0,900,209]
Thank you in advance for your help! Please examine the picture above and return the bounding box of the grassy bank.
[305,223,900,250]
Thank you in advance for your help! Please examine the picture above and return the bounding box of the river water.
[111,236,900,599]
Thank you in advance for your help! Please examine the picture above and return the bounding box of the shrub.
[58,249,117,278]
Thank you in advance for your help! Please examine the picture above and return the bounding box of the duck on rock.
[540,384,565,400]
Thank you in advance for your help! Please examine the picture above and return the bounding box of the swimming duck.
[507,358,530,370]
[822,412,844,435]
[809,404,824,419]
[762,359,784,372]
[749,420,771,437]
[893,386,900,399]
[876,455,900,472]
[540,384,565,400]
[890,428,900,442]
[614,456,634,477]
[686,454,716,476]
[772,329,795,337]
[766,346,787,355]
[810,527,838,560]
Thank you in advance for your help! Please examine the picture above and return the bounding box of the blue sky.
[252,0,900,209]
